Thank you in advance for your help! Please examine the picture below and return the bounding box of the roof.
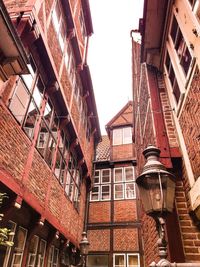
[95,135,110,162]
[105,101,133,137]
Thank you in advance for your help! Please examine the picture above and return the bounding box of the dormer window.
[113,127,132,145]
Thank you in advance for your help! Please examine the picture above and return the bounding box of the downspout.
[130,29,139,143]
[83,36,90,65]
[159,0,174,71]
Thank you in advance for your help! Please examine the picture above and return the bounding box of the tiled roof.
[95,135,110,161]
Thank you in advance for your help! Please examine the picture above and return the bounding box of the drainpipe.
[83,36,90,65]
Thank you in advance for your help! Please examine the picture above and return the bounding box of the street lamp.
[136,145,176,217]
[136,145,200,267]
[79,232,90,267]
[72,232,90,267]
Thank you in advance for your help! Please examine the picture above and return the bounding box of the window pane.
[88,255,109,267]
[194,0,200,20]
[173,80,181,103]
[113,128,123,145]
[128,255,139,267]
[9,80,30,124]
[123,127,132,144]
[37,119,49,157]
[11,227,27,266]
[54,150,62,179]
[101,169,110,183]
[94,170,100,184]
[125,183,135,199]
[53,248,59,266]
[52,1,61,33]
[90,186,99,201]
[114,169,123,182]
[32,77,44,109]
[27,235,39,267]
[44,101,53,127]
[101,185,110,200]
[180,46,192,75]
[115,255,125,267]
[37,240,46,267]
[0,221,16,267]
[114,184,124,199]
[23,100,39,139]
[125,167,134,181]
[170,16,178,44]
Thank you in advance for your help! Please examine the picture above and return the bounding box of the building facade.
[0,0,100,266]
[132,0,200,265]
[87,102,143,267]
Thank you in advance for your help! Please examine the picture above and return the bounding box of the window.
[90,169,111,201]
[0,221,16,267]
[9,59,46,140]
[170,16,192,76]
[64,153,82,208]
[188,0,200,21]
[165,14,195,108]
[165,52,181,103]
[27,235,39,267]
[36,239,46,267]
[88,255,109,267]
[47,246,59,267]
[113,127,132,145]
[79,10,86,38]
[114,254,140,267]
[11,226,27,267]
[114,167,136,200]
[52,0,66,52]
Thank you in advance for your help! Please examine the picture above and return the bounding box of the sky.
[88,0,144,135]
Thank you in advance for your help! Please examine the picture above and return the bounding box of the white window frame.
[113,127,132,145]
[101,184,111,201]
[11,226,28,267]
[27,235,39,267]
[3,221,17,267]
[101,169,111,184]
[113,253,140,267]
[114,167,136,200]
[37,239,47,267]
[52,0,66,52]
[164,11,196,114]
[90,169,111,201]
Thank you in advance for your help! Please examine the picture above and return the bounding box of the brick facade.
[133,0,200,263]
[0,0,100,266]
[87,102,142,267]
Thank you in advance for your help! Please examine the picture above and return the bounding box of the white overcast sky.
[88,0,144,135]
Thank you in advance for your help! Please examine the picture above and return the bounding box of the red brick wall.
[113,228,138,251]
[179,66,200,181]
[88,202,111,223]
[0,103,30,183]
[88,229,110,251]
[114,200,137,222]
[112,144,134,161]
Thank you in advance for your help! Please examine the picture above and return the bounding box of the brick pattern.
[176,168,200,262]
[114,200,137,222]
[112,144,134,161]
[179,66,200,181]
[27,150,50,204]
[141,213,160,265]
[88,229,110,251]
[135,64,156,175]
[0,104,30,183]
[158,74,178,148]
[88,202,111,223]
[113,228,138,251]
